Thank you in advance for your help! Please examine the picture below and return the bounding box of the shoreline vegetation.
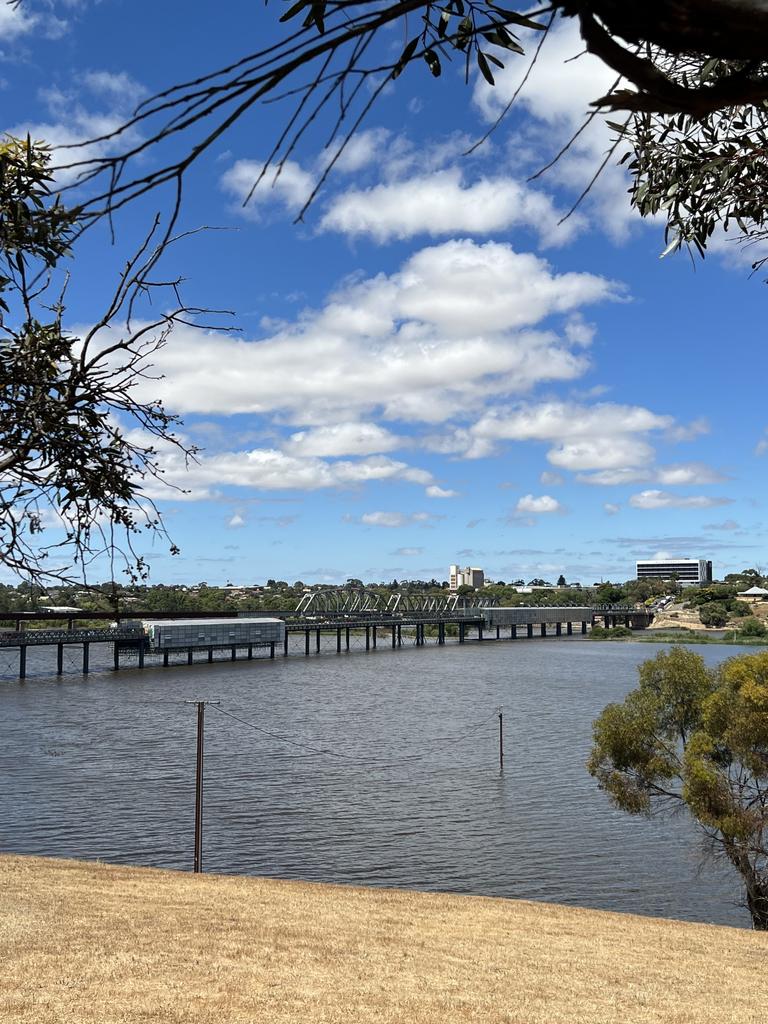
[590,626,768,646]
[1,854,766,1024]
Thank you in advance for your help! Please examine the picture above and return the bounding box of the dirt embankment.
[651,599,768,633]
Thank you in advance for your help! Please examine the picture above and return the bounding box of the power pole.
[185,700,220,873]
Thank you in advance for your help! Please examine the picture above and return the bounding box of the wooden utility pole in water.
[185,700,220,873]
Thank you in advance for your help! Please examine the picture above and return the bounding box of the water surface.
[0,637,753,927]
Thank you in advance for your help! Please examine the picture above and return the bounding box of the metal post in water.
[498,708,504,772]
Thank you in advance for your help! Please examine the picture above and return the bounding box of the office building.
[635,558,712,587]
[449,565,485,591]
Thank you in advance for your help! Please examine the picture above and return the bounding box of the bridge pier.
[139,646,145,668]
[438,622,445,645]
[478,624,484,641]
[316,629,321,653]
[392,625,397,648]
[556,622,562,637]
[511,625,517,639]
[208,646,214,663]
[19,645,26,680]
[305,629,310,656]
[231,646,237,661]
[527,624,533,639]
[397,624,402,647]
[540,624,546,638]
[337,627,342,653]
[459,622,465,643]
[372,625,377,649]
[270,642,275,659]
[366,626,370,651]
[163,650,169,667]
[582,621,588,634]
[188,649,194,665]
[284,631,289,657]
[248,644,253,660]
[82,642,90,674]
[567,622,573,635]
[57,643,64,675]
[346,627,351,651]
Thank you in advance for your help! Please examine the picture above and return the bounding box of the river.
[0,636,755,927]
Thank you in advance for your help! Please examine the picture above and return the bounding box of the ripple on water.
[0,638,753,927]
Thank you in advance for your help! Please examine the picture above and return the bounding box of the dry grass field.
[1,854,766,1024]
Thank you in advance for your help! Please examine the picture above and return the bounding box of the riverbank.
[590,628,768,646]
[1,855,765,1023]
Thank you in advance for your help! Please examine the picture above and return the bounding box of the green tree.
[699,602,729,627]
[589,647,768,930]
[557,574,567,587]
[0,135,208,586]
[738,618,768,638]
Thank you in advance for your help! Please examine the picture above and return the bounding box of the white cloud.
[360,511,434,528]
[320,168,582,247]
[227,513,246,528]
[0,3,38,38]
[10,71,146,184]
[655,463,727,486]
[629,490,734,510]
[540,471,564,486]
[82,70,147,105]
[285,422,403,457]
[426,485,458,499]
[328,128,391,173]
[604,503,621,515]
[220,158,314,218]
[125,240,617,426]
[473,18,638,241]
[391,546,424,557]
[667,418,710,442]
[578,461,727,486]
[425,399,672,462]
[138,440,434,501]
[548,437,655,472]
[516,494,561,515]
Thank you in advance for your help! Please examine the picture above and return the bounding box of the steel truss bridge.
[295,587,500,616]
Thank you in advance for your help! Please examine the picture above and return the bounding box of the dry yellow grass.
[1,854,766,1024]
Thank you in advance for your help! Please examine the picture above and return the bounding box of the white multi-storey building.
[635,558,712,587]
[449,564,485,591]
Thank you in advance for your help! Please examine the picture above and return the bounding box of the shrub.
[738,618,768,637]
[700,602,729,627]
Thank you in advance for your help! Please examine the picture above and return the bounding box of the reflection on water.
[0,637,753,927]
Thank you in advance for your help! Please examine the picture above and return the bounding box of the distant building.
[449,564,485,591]
[636,558,712,587]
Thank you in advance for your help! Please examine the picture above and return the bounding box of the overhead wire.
[208,702,500,768]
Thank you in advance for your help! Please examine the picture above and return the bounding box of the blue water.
[0,636,754,927]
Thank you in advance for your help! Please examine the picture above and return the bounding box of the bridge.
[295,587,500,616]
[0,596,654,679]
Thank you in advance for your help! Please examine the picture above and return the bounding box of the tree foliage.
[589,647,768,929]
[0,136,211,585]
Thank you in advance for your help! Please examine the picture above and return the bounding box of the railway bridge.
[0,599,653,679]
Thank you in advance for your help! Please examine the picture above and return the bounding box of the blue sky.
[3,1,766,586]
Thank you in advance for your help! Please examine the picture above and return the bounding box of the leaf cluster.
[589,647,768,927]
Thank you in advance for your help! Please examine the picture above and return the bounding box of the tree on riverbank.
[589,647,768,930]
[0,137,215,585]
